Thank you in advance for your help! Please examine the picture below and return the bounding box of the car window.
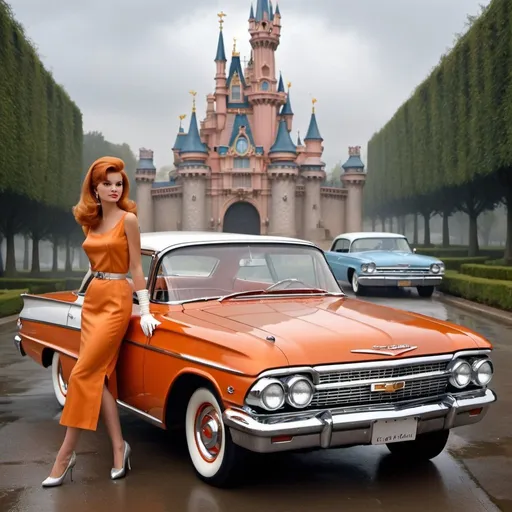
[332,238,349,253]
[152,243,342,303]
[351,237,411,253]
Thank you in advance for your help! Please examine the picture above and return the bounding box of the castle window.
[235,137,249,155]
[233,174,252,188]
[261,81,270,91]
[234,157,250,168]
[231,85,241,100]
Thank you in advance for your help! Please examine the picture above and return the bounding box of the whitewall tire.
[185,387,241,487]
[51,352,67,408]
[352,273,362,295]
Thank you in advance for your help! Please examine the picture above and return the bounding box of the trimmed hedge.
[439,271,512,311]
[417,248,505,259]
[0,289,27,317]
[460,263,512,281]
[438,256,488,271]
[0,278,83,294]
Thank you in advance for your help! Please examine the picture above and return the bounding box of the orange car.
[14,232,496,487]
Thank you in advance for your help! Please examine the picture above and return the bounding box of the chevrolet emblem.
[371,381,406,393]
[351,344,417,357]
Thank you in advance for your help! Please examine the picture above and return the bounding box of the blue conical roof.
[215,30,226,62]
[249,4,255,19]
[304,113,323,141]
[229,113,256,147]
[173,126,185,151]
[281,89,293,115]
[180,112,207,154]
[342,154,365,170]
[277,72,285,93]
[270,119,297,154]
[255,0,270,21]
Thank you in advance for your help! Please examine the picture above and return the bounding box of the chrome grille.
[376,267,430,274]
[311,376,448,408]
[318,361,448,384]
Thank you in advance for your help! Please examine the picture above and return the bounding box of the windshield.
[351,237,412,253]
[151,243,342,303]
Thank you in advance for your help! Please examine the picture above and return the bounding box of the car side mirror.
[413,248,417,253]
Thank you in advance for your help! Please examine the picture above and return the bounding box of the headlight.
[286,375,314,408]
[246,378,285,411]
[472,359,493,386]
[430,263,444,274]
[361,262,376,273]
[449,360,472,388]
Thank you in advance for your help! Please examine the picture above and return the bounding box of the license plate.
[371,418,418,445]
[398,280,411,287]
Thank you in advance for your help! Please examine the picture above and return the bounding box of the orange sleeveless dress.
[60,212,133,431]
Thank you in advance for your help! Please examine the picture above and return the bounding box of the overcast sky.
[10,0,490,175]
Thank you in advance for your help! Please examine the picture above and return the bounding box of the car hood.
[350,251,441,267]
[183,297,487,368]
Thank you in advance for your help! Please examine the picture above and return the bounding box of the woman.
[42,156,160,487]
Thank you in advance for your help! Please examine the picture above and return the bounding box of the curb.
[0,314,19,326]
[436,292,512,326]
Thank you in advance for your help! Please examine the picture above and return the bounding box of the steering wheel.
[266,278,310,291]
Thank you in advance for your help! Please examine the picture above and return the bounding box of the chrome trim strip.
[20,294,73,306]
[116,400,164,427]
[225,388,497,440]
[124,339,247,376]
[315,370,449,391]
[19,332,79,361]
[13,334,25,356]
[19,316,80,332]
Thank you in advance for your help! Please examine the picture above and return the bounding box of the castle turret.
[280,82,293,132]
[135,148,156,233]
[247,0,285,152]
[301,99,326,240]
[178,93,210,231]
[341,146,366,232]
[268,119,298,236]
[215,13,228,131]
[172,115,187,166]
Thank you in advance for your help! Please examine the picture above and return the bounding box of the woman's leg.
[101,385,126,469]
[49,427,81,477]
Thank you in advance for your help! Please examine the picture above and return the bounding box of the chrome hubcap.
[194,403,222,462]
[58,362,68,394]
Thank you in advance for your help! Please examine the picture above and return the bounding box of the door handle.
[68,312,75,320]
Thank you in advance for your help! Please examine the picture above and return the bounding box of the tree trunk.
[23,235,30,270]
[0,235,4,277]
[65,238,72,272]
[442,212,450,248]
[31,235,41,275]
[423,213,431,246]
[468,214,480,257]
[371,217,376,232]
[389,218,394,232]
[400,216,406,235]
[380,217,385,231]
[52,236,59,272]
[505,188,512,265]
[413,214,418,245]
[5,233,16,276]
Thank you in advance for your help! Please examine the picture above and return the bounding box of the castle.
[135,0,366,240]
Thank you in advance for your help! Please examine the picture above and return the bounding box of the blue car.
[324,232,445,297]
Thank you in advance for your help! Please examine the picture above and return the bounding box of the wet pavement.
[1,289,510,512]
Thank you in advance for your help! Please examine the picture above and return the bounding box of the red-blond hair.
[73,156,137,233]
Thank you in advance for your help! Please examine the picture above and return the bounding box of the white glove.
[136,289,161,337]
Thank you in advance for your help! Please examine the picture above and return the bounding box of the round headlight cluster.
[246,375,314,411]
[449,358,494,389]
[361,262,376,273]
[430,263,445,274]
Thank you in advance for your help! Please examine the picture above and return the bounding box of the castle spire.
[277,72,285,93]
[180,92,207,154]
[249,3,255,20]
[305,98,323,141]
[215,30,226,62]
[281,82,293,115]
[255,0,270,21]
[269,119,297,154]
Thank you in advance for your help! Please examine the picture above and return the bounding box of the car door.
[326,238,350,280]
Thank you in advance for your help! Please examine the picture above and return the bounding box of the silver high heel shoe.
[110,441,132,480]
[42,451,77,488]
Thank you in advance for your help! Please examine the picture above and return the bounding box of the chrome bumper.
[223,389,496,453]
[358,274,443,287]
[13,334,25,356]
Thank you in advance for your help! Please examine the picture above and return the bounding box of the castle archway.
[223,201,261,235]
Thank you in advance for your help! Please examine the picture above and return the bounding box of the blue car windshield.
[351,237,412,253]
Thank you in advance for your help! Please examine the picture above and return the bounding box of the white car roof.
[140,231,315,253]
[333,232,407,243]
